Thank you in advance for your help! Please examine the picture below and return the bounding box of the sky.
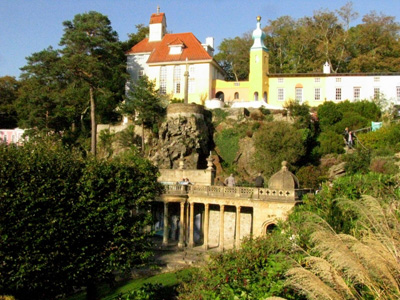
[2,0,400,78]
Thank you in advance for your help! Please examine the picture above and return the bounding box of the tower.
[149,6,167,42]
[248,16,269,102]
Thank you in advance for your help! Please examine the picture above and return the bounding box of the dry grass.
[285,195,400,300]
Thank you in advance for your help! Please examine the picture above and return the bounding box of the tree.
[214,33,252,81]
[121,24,149,52]
[60,11,126,156]
[0,138,162,300]
[16,47,78,132]
[348,11,400,72]
[124,75,166,153]
[252,121,306,178]
[0,76,19,128]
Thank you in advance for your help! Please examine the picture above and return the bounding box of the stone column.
[162,202,169,247]
[203,203,209,250]
[219,204,225,251]
[235,206,241,248]
[178,202,185,249]
[188,202,195,248]
[184,60,189,104]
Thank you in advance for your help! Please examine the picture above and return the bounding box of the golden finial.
[257,16,261,22]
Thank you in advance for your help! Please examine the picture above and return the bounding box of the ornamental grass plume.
[285,195,400,300]
[285,266,345,300]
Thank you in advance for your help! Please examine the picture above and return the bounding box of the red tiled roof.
[126,32,212,63]
[169,38,185,46]
[150,13,165,24]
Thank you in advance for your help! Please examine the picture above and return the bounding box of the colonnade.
[161,201,245,251]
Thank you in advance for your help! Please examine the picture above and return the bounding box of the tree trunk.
[90,86,97,156]
[141,120,144,154]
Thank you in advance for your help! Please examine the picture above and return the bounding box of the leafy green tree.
[348,11,400,72]
[124,75,166,152]
[317,101,343,132]
[0,76,19,128]
[121,24,149,52]
[60,11,126,156]
[252,121,306,178]
[214,33,252,81]
[16,47,80,133]
[0,138,162,300]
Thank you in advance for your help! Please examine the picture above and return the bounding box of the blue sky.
[1,0,400,78]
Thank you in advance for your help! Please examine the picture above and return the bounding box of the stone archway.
[262,220,277,235]
[215,91,224,101]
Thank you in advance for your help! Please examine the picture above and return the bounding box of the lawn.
[67,268,192,300]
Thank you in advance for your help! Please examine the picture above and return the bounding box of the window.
[374,87,380,99]
[295,88,303,102]
[263,92,267,102]
[173,65,181,94]
[314,88,321,101]
[189,66,195,94]
[278,88,284,101]
[335,88,342,101]
[353,87,360,101]
[254,92,259,101]
[138,69,144,79]
[159,66,167,94]
[3,135,7,143]
[278,78,284,84]
[336,78,341,83]
[374,77,380,82]
[314,77,320,83]
[234,92,239,99]
[397,86,400,102]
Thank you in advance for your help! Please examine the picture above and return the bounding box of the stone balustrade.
[163,184,311,201]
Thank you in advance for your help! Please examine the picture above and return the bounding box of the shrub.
[215,128,240,166]
[343,149,371,175]
[252,121,306,177]
[296,165,323,189]
[316,130,345,156]
[317,101,343,131]
[370,157,398,174]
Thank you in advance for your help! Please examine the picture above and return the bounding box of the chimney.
[202,37,214,56]
[323,61,331,74]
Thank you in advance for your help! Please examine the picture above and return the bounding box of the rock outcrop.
[149,103,211,169]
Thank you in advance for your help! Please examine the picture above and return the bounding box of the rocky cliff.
[149,103,212,169]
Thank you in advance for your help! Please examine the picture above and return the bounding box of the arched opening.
[263,92,267,103]
[216,91,224,101]
[254,92,259,101]
[234,92,239,99]
[266,223,277,234]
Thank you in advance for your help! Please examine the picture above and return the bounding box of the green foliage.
[317,101,343,131]
[178,233,299,300]
[215,128,240,166]
[0,76,19,128]
[0,138,162,299]
[296,165,324,189]
[212,108,229,126]
[214,33,252,81]
[124,76,166,129]
[343,149,371,175]
[252,121,306,178]
[316,130,345,156]
[370,156,399,174]
[358,123,400,152]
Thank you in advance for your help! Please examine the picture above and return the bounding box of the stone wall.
[159,169,214,185]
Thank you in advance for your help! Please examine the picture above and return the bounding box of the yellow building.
[128,10,400,109]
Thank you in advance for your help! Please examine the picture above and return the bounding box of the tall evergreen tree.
[60,11,126,156]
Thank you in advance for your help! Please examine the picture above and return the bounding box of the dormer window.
[168,39,185,55]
